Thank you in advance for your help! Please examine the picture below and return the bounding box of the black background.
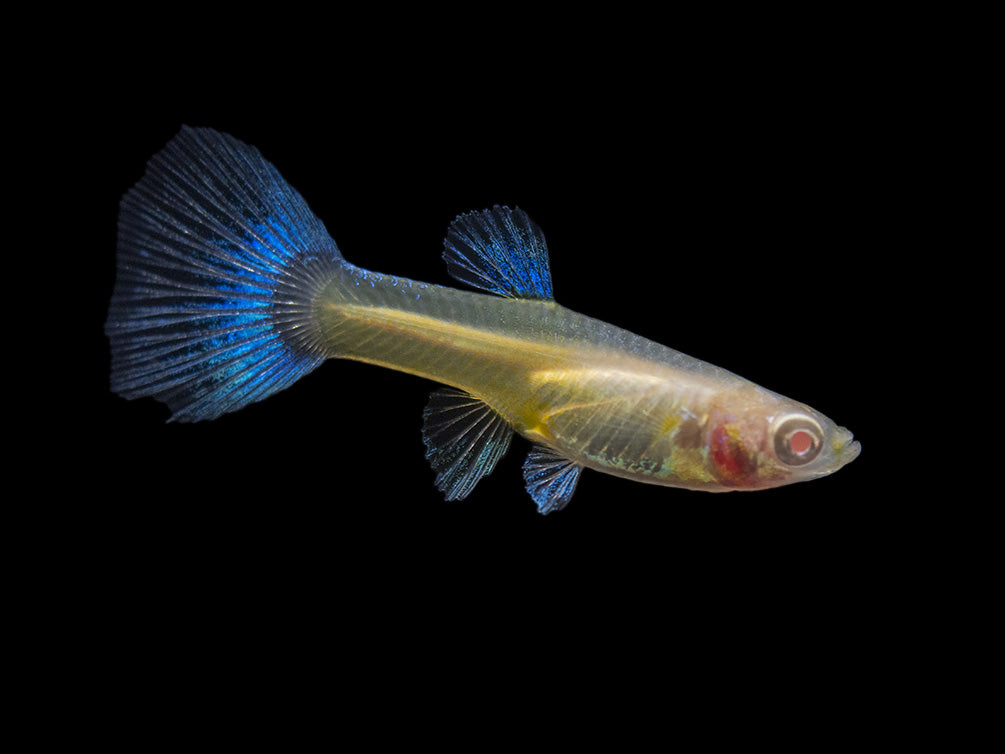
[93,105,875,551]
[90,80,877,536]
[57,11,913,737]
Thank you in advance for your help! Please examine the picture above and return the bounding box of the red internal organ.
[710,422,756,486]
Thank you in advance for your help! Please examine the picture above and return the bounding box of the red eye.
[773,416,823,466]
[789,430,814,456]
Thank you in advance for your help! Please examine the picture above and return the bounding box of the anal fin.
[523,445,584,515]
[422,388,514,501]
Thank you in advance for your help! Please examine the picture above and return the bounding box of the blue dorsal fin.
[443,206,554,299]
[522,445,584,514]
[422,388,515,501]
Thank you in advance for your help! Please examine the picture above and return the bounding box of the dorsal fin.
[443,206,554,300]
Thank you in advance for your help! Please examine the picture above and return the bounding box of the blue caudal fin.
[106,127,344,422]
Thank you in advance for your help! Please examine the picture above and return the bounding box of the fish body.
[106,127,860,513]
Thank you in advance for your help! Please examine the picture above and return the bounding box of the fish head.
[706,389,860,490]
[761,405,861,486]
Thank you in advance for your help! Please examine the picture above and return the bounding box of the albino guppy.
[106,127,860,514]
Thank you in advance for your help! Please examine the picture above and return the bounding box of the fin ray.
[106,126,343,422]
[443,206,554,299]
[523,445,584,514]
[422,388,514,501]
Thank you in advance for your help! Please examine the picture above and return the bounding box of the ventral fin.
[522,445,584,515]
[443,206,554,300]
[422,388,515,501]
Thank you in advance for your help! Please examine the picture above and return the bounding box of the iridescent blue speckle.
[443,206,553,300]
[106,126,343,421]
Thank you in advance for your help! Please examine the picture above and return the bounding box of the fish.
[106,127,860,514]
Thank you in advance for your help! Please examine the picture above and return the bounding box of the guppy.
[106,127,860,514]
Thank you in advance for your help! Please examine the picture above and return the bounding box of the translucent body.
[106,127,860,511]
[315,263,859,491]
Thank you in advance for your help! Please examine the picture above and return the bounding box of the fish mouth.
[832,427,861,468]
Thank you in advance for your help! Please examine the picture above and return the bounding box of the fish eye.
[773,415,823,466]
